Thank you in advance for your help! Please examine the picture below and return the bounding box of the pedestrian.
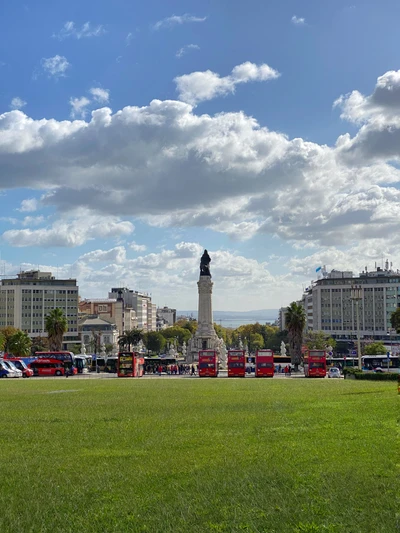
[191,364,195,376]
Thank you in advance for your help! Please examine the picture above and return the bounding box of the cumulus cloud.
[130,241,147,252]
[22,215,45,227]
[54,21,105,40]
[2,215,134,247]
[41,55,70,78]
[291,15,306,25]
[176,44,200,58]
[69,96,91,118]
[1,70,400,252]
[89,87,109,103]
[153,13,207,30]
[335,70,400,163]
[18,198,38,212]
[175,61,280,104]
[10,97,26,110]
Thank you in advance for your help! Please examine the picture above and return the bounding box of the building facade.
[108,288,156,332]
[78,298,137,335]
[80,317,119,353]
[157,306,176,327]
[305,267,400,341]
[0,270,79,348]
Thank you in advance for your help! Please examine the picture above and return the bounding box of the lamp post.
[350,285,363,370]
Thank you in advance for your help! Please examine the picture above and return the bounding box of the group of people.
[275,364,292,375]
[145,364,197,376]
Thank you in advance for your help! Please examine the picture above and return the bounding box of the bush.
[354,372,398,381]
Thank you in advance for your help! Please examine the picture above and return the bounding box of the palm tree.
[8,331,32,357]
[285,302,306,371]
[45,308,68,351]
[118,329,143,351]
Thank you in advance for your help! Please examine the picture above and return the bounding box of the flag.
[315,266,322,273]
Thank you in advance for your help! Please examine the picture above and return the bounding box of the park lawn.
[0,378,398,533]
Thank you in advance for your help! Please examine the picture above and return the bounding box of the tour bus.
[304,350,327,378]
[29,358,77,377]
[117,352,145,377]
[227,349,246,377]
[255,349,274,377]
[198,350,219,377]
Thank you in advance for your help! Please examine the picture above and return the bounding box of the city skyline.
[2,1,400,310]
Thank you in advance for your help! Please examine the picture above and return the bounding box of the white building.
[303,265,400,341]
[108,288,157,331]
[157,306,176,327]
[0,270,79,349]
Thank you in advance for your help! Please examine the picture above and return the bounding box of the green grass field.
[0,378,398,533]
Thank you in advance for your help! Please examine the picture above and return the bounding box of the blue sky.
[1,0,400,311]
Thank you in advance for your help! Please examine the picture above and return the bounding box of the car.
[328,367,341,378]
[374,366,384,373]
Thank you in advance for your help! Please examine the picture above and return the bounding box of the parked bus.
[29,358,77,377]
[304,350,327,378]
[117,352,144,377]
[361,355,400,373]
[34,351,75,373]
[326,357,357,369]
[198,350,218,377]
[227,349,246,377]
[255,349,274,377]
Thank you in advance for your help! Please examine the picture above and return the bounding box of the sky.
[2,0,400,311]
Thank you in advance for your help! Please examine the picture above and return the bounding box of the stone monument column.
[187,249,220,362]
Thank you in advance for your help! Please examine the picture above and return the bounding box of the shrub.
[354,372,398,381]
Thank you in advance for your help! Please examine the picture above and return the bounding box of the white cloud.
[18,198,38,212]
[41,55,70,78]
[175,61,280,105]
[291,15,306,25]
[2,215,134,247]
[69,96,90,118]
[126,32,133,46]
[22,215,45,227]
[130,241,147,252]
[10,97,26,110]
[54,21,105,40]
[2,70,400,254]
[176,44,200,58]
[89,87,110,103]
[153,13,207,30]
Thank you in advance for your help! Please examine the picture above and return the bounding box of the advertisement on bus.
[255,349,274,377]
[117,352,144,377]
[227,350,246,377]
[198,350,218,377]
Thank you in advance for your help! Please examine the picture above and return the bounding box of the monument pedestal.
[187,275,220,363]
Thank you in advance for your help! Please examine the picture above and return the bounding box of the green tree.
[0,332,5,352]
[363,342,386,355]
[175,319,197,334]
[143,331,166,354]
[161,326,191,346]
[105,343,114,355]
[0,326,19,352]
[249,332,264,352]
[304,331,336,351]
[31,335,49,355]
[118,329,143,351]
[390,308,400,333]
[285,302,306,371]
[8,330,32,357]
[45,308,68,351]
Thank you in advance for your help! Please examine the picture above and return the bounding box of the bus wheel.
[22,374,28,378]
[55,370,62,376]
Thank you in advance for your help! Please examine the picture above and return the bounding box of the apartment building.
[108,288,156,332]
[0,270,79,348]
[304,266,400,341]
[157,306,176,327]
[78,298,137,335]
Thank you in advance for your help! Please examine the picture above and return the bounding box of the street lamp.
[350,284,363,370]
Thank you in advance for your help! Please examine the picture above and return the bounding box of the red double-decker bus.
[227,349,246,377]
[198,350,218,377]
[304,350,327,378]
[29,358,77,377]
[255,349,274,377]
[117,352,145,377]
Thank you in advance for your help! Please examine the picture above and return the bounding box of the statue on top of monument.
[200,249,211,277]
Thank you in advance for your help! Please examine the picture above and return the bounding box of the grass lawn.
[0,378,398,533]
